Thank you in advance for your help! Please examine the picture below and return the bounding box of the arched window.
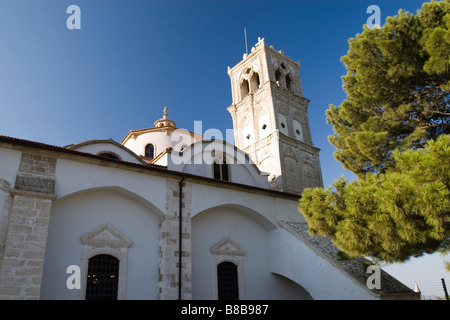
[285,74,292,91]
[217,262,239,300]
[275,69,282,87]
[240,79,250,99]
[98,152,120,160]
[250,72,260,92]
[145,144,154,158]
[85,254,119,300]
[213,159,229,181]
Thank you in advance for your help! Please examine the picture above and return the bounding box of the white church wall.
[190,183,304,228]
[54,158,166,216]
[191,206,311,299]
[269,227,377,300]
[40,189,160,300]
[123,129,197,158]
[167,140,269,189]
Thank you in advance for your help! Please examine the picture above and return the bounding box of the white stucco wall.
[41,188,161,300]
[191,206,311,299]
[39,157,168,299]
[269,227,377,300]
[168,140,269,189]
[54,159,166,216]
[123,129,200,158]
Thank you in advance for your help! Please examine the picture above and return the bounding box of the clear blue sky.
[0,0,448,298]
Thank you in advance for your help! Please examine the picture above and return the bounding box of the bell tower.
[227,38,323,195]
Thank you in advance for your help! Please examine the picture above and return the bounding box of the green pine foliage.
[300,135,449,263]
[327,0,449,177]
[299,0,450,263]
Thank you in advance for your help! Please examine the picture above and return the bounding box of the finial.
[163,106,168,119]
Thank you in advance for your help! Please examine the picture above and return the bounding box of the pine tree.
[299,0,450,263]
[327,0,449,177]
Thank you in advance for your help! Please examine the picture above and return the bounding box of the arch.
[66,139,147,165]
[250,72,260,93]
[285,74,292,91]
[192,203,277,231]
[275,69,282,87]
[54,186,164,219]
[171,140,268,188]
[270,272,313,300]
[240,79,250,99]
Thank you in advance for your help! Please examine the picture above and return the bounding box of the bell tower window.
[275,69,282,87]
[285,74,292,91]
[240,79,250,99]
[250,72,260,92]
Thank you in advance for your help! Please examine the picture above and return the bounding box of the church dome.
[154,107,176,128]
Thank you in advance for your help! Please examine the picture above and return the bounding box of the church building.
[0,38,419,300]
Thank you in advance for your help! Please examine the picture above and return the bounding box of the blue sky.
[0,0,448,298]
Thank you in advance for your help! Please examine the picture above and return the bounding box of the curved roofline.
[66,138,148,165]
[120,126,202,145]
[170,139,269,176]
[0,135,299,200]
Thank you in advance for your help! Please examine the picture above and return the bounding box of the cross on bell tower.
[227,38,323,194]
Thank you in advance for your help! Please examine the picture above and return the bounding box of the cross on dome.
[154,106,176,128]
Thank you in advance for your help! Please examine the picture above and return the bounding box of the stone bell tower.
[227,37,323,195]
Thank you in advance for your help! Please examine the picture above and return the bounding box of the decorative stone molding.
[210,237,246,256]
[81,224,132,249]
[210,237,246,300]
[14,152,57,195]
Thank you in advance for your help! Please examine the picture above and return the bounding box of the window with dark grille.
[85,254,119,300]
[217,262,239,300]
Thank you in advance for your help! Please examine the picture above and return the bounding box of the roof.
[0,135,300,200]
[278,220,419,299]
[120,107,202,145]
[65,138,148,165]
